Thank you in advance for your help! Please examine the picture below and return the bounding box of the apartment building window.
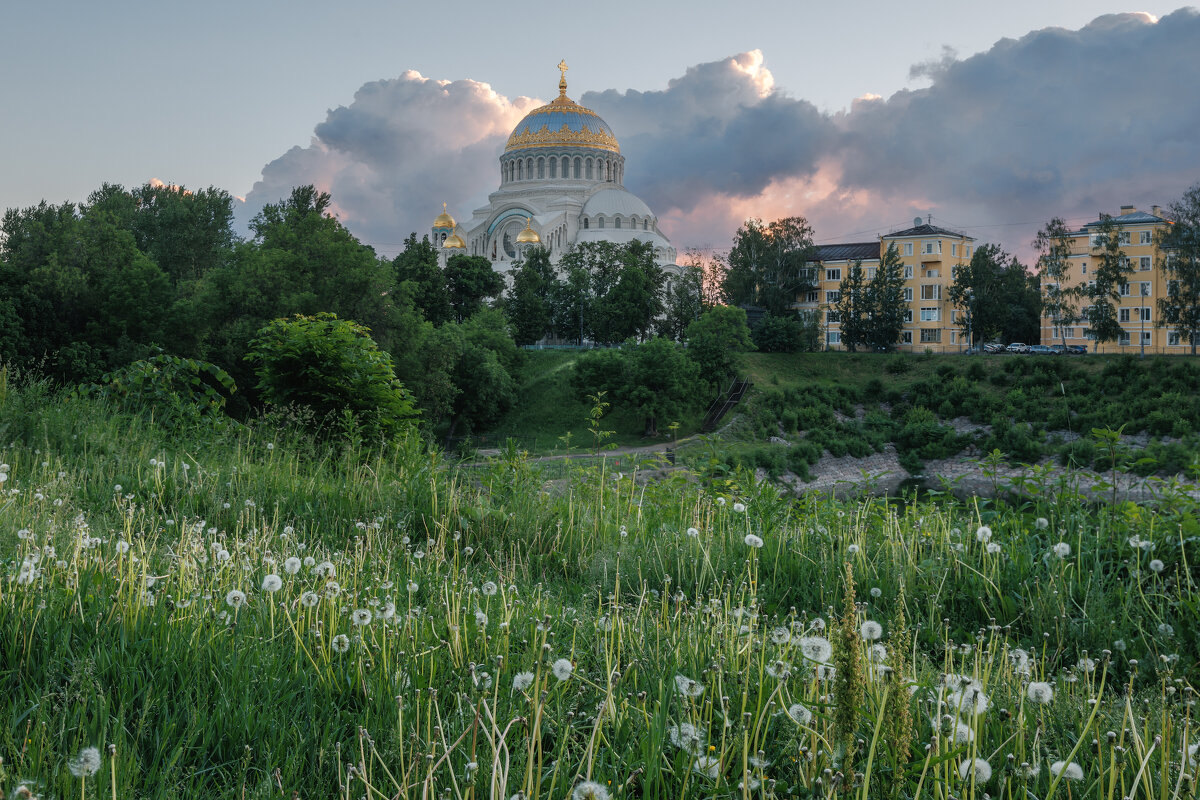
[866,266,877,278]
[1120,257,1132,269]
[805,290,819,303]
[1118,332,1131,346]
[904,243,913,256]
[1141,331,1152,345]
[1119,232,1131,245]
[1119,308,1131,323]
[825,268,841,281]
[826,290,841,303]
[920,284,941,300]
[920,307,940,322]
[925,268,940,278]
[1052,326,1076,339]
[1082,264,1088,275]
[964,246,972,257]
[1139,306,1152,322]
[903,265,914,279]
[1120,283,1131,297]
[900,331,913,344]
[920,328,942,343]
[923,241,935,255]
[826,331,841,345]
[951,244,958,257]
[827,311,841,324]
[904,309,913,323]
[1139,257,1152,271]
[1140,231,1152,244]
[799,268,817,283]
[1169,331,1182,346]
[1139,282,1152,297]
[949,331,957,343]
[903,288,913,302]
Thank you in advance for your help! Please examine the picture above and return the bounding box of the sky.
[3,0,1198,260]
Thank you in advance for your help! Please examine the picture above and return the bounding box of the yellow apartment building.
[802,218,975,352]
[1039,205,1176,353]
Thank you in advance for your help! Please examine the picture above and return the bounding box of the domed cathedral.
[431,61,678,275]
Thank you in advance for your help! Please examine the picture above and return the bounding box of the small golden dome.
[515,217,541,244]
[433,202,455,230]
[443,231,466,249]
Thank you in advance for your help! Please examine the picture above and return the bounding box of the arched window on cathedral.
[597,216,605,229]
[614,216,621,229]
[537,157,544,179]
[583,217,589,229]
[573,157,582,179]
[548,158,556,179]
[586,159,593,180]
[643,219,649,231]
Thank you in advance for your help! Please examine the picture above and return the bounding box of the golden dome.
[504,62,620,155]
[443,231,466,249]
[433,202,455,230]
[515,217,541,244]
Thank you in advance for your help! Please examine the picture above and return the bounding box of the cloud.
[238,71,538,252]
[242,10,1200,261]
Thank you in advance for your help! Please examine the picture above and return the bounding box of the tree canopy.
[724,217,817,316]
[1157,183,1200,354]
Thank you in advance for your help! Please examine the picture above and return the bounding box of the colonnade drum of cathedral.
[432,62,678,276]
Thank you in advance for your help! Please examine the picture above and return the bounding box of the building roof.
[1080,210,1168,228]
[883,223,972,239]
[810,242,880,262]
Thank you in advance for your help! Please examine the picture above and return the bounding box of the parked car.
[1049,344,1066,354]
[963,345,983,355]
[1006,342,1030,354]
[1066,344,1089,354]
[983,342,1005,354]
[1030,345,1056,355]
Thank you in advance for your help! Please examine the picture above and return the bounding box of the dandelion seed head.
[551,658,573,681]
[959,758,992,783]
[225,589,246,609]
[261,574,282,593]
[674,674,705,698]
[787,703,812,725]
[799,636,833,664]
[732,502,746,513]
[512,671,535,692]
[283,557,301,575]
[975,526,992,543]
[1027,681,1054,704]
[847,543,860,555]
[300,591,319,608]
[571,780,609,800]
[1149,559,1165,573]
[331,634,351,653]
[1052,542,1071,559]
[481,581,498,596]
[744,533,763,548]
[869,586,882,598]
[667,722,706,755]
[68,746,102,777]
[860,620,883,640]
[1049,760,1083,780]
[352,608,373,626]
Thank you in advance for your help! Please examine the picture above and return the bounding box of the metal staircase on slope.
[702,378,751,432]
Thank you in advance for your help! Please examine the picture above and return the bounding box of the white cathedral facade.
[431,62,678,275]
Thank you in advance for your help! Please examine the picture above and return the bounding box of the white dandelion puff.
[787,703,812,725]
[571,781,609,800]
[551,658,574,681]
[667,722,705,755]
[952,721,975,744]
[261,574,282,593]
[407,581,419,593]
[674,674,705,698]
[283,557,301,575]
[958,758,992,783]
[686,527,699,537]
[1149,559,1165,573]
[68,746,102,777]
[1027,682,1054,704]
[351,608,373,626]
[299,591,319,608]
[975,526,992,543]
[1076,657,1096,673]
[732,502,746,513]
[1051,542,1071,559]
[692,756,720,779]
[331,634,351,653]
[225,589,246,609]
[860,620,883,640]
[798,636,833,664]
[743,533,763,548]
[1049,761,1083,781]
[847,543,861,555]
[481,581,498,596]
[512,671,535,692]
[986,542,1001,554]
[770,626,790,645]
[474,609,488,627]
[1035,517,1049,529]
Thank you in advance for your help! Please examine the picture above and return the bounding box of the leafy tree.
[949,244,1040,345]
[246,313,418,439]
[1081,215,1133,348]
[505,246,558,344]
[834,261,870,352]
[724,217,817,316]
[658,263,704,341]
[394,233,452,326]
[863,244,907,350]
[1034,217,1078,348]
[1157,183,1200,354]
[445,254,504,322]
[622,337,702,437]
[555,241,666,345]
[684,306,754,388]
[570,347,627,399]
[751,313,804,353]
[88,355,236,429]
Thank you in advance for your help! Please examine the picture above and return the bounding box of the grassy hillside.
[1,374,1199,798]
[697,351,1200,479]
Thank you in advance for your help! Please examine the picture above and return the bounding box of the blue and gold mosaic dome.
[504,62,620,155]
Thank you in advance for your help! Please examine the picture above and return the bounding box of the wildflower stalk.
[832,562,864,777]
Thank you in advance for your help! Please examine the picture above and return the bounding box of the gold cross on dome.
[557,60,569,80]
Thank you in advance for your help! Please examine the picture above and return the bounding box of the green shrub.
[87,354,236,429]
[246,312,417,439]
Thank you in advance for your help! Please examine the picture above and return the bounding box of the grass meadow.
[1,372,1198,799]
